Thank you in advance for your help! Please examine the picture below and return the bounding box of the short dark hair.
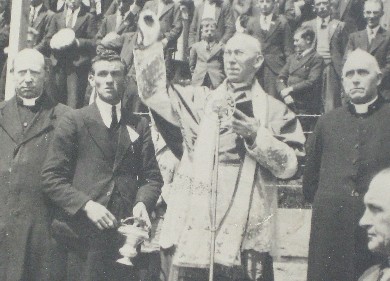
[90,52,128,75]
[295,26,316,44]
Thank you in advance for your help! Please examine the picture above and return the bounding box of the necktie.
[261,16,268,31]
[110,105,119,130]
[30,7,36,25]
[368,28,375,44]
[66,10,74,28]
[320,18,327,29]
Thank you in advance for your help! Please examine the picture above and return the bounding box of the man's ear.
[254,54,264,69]
[376,72,383,86]
[88,73,95,87]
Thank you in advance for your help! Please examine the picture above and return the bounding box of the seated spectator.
[189,18,225,89]
[345,0,390,100]
[276,26,324,130]
[188,0,235,48]
[96,0,138,44]
[359,167,390,280]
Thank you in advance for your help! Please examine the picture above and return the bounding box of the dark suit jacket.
[41,103,162,241]
[346,27,390,95]
[143,0,183,51]
[95,12,138,44]
[0,95,69,281]
[302,18,348,77]
[188,0,235,47]
[31,5,55,56]
[277,49,324,113]
[46,5,98,67]
[189,40,225,88]
[89,0,115,16]
[246,14,294,74]
[337,0,365,32]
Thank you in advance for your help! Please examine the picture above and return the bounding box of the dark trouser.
[161,247,274,281]
[53,63,90,109]
[322,61,342,113]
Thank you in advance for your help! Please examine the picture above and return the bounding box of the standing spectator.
[46,0,98,108]
[96,0,138,45]
[380,0,390,30]
[359,168,390,281]
[30,0,55,57]
[189,18,225,89]
[0,48,69,281]
[143,0,183,80]
[345,0,390,99]
[246,0,294,98]
[41,53,163,281]
[303,49,390,281]
[188,0,235,48]
[89,0,115,17]
[276,26,324,130]
[302,0,348,112]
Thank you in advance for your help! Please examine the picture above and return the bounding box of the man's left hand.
[231,109,259,145]
[133,202,151,229]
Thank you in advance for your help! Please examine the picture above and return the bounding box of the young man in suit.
[95,0,138,44]
[46,0,97,108]
[302,0,348,112]
[277,26,324,130]
[30,0,55,57]
[345,0,390,99]
[41,53,163,281]
[188,0,235,48]
[359,168,390,281]
[189,18,225,89]
[246,0,294,98]
[0,49,69,281]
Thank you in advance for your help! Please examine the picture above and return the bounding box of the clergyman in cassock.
[133,11,305,281]
[0,49,69,281]
[303,49,390,281]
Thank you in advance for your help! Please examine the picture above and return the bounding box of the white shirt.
[352,96,378,114]
[316,16,330,31]
[30,3,43,24]
[116,10,132,29]
[66,7,81,28]
[367,25,381,43]
[57,0,65,11]
[259,14,273,31]
[95,0,102,15]
[96,96,122,128]
[202,1,216,19]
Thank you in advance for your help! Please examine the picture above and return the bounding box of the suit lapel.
[207,43,223,61]
[358,30,369,51]
[159,2,174,19]
[214,3,221,24]
[265,14,281,40]
[113,120,133,172]
[339,0,351,19]
[59,10,67,29]
[116,13,134,34]
[0,98,23,144]
[32,6,46,29]
[72,8,87,32]
[82,103,114,162]
[370,27,386,53]
[289,50,315,73]
[328,19,339,41]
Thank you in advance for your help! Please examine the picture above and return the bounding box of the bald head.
[360,168,390,255]
[343,49,381,77]
[224,34,263,84]
[13,49,46,99]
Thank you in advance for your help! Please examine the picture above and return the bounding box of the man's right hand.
[83,201,118,230]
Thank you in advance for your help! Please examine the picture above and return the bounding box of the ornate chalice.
[117,217,150,266]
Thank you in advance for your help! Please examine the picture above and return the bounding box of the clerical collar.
[95,96,122,128]
[352,96,378,114]
[16,94,42,107]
